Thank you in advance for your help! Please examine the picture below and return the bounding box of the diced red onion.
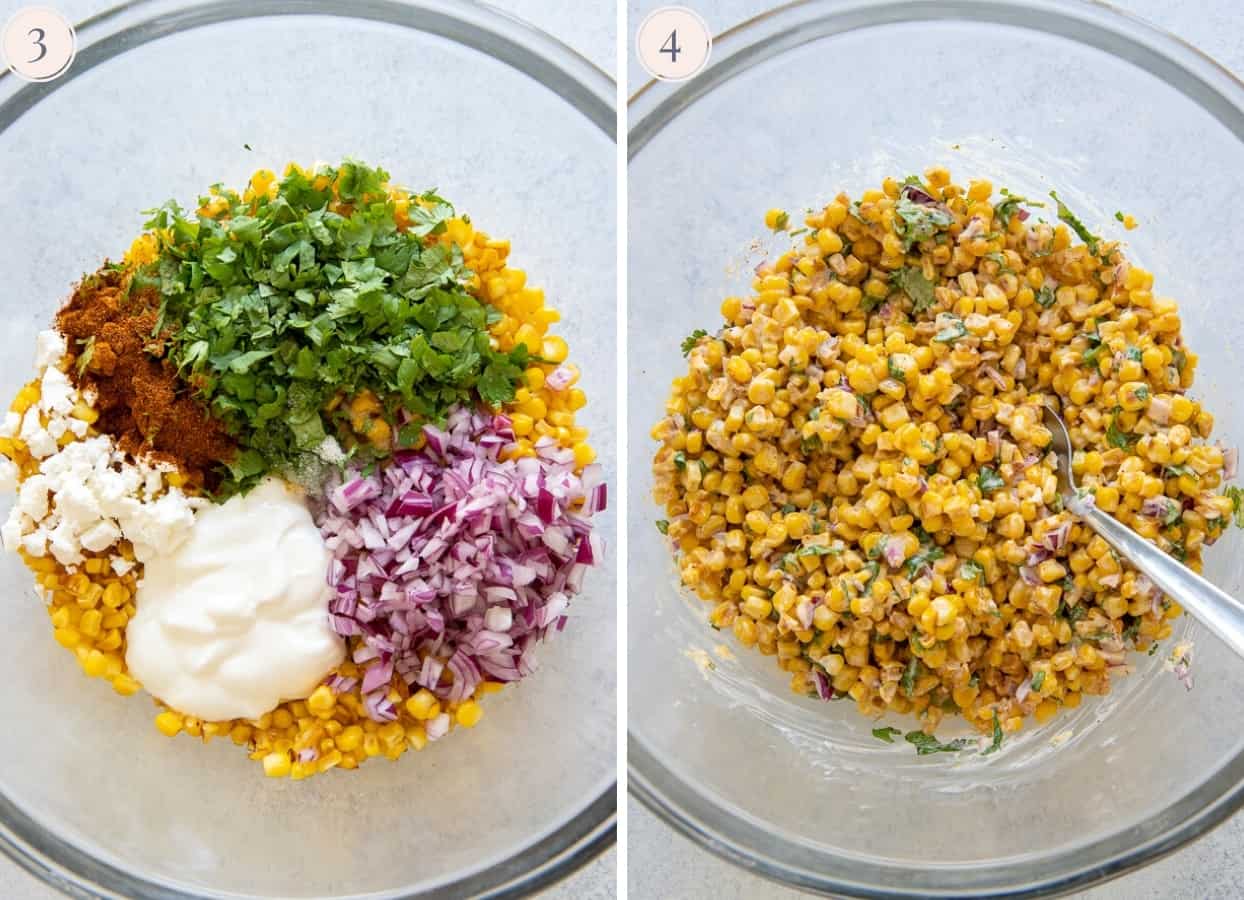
[1148,396,1172,424]
[795,598,813,630]
[812,669,832,701]
[545,365,576,391]
[317,408,604,721]
[883,539,906,569]
[1026,547,1052,566]
[1042,522,1071,552]
[1019,565,1041,586]
[1225,448,1238,480]
[1016,678,1032,704]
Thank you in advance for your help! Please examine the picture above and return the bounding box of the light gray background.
[627,0,1244,898]
[0,0,615,898]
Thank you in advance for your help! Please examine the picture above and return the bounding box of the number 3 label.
[2,6,76,82]
[637,7,711,82]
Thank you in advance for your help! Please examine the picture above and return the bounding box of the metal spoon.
[1043,405,1244,660]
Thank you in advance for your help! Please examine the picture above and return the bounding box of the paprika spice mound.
[56,266,235,482]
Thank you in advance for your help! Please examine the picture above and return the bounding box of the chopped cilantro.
[977,466,1005,494]
[888,356,906,383]
[1135,385,1151,401]
[905,540,945,578]
[681,329,709,356]
[862,561,881,592]
[1114,211,1125,222]
[1106,407,1134,450]
[959,560,985,583]
[1126,346,1143,362]
[796,544,842,558]
[1164,463,1198,481]
[673,451,687,470]
[981,712,1004,756]
[1049,190,1100,255]
[1170,540,1187,562]
[933,317,968,343]
[1226,486,1244,527]
[1031,671,1046,691]
[74,336,96,377]
[892,266,936,314]
[773,211,789,231]
[873,726,902,743]
[143,160,526,494]
[893,196,953,251]
[993,191,1042,228]
[1036,284,1057,308]
[902,657,920,698]
[905,731,971,756]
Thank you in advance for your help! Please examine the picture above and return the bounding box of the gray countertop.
[0,0,616,897]
[626,0,1244,897]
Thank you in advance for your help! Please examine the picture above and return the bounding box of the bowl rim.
[627,0,1244,896]
[0,1,616,897]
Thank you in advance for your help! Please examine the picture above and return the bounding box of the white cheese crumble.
[1,330,203,570]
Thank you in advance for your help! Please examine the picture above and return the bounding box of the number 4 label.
[637,7,711,82]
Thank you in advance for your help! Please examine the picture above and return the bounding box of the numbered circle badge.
[2,6,76,82]
[636,6,711,82]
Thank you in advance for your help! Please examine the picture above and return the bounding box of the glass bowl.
[0,1,615,897]
[628,0,1244,896]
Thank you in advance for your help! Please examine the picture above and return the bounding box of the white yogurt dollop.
[126,477,345,721]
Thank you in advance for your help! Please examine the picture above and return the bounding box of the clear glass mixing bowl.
[628,0,1244,895]
[0,1,616,896]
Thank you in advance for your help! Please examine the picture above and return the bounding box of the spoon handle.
[1074,500,1244,659]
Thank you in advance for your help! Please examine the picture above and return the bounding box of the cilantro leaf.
[1031,671,1046,691]
[1049,190,1101,255]
[993,191,1042,228]
[873,726,902,744]
[981,711,1004,756]
[933,317,968,343]
[902,657,920,698]
[1226,486,1244,528]
[977,467,1005,494]
[1036,284,1057,308]
[887,356,906,383]
[1106,407,1135,450]
[959,560,985,583]
[655,519,670,535]
[894,196,953,251]
[905,539,945,578]
[681,329,708,356]
[905,731,971,756]
[892,267,936,314]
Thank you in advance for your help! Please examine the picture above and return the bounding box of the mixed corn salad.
[3,162,601,779]
[653,169,1236,749]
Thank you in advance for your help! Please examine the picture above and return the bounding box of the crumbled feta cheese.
[20,529,47,557]
[80,520,121,553]
[34,330,66,369]
[0,458,17,494]
[40,366,74,415]
[1,329,199,572]
[3,435,198,568]
[18,475,49,520]
[1,515,25,551]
